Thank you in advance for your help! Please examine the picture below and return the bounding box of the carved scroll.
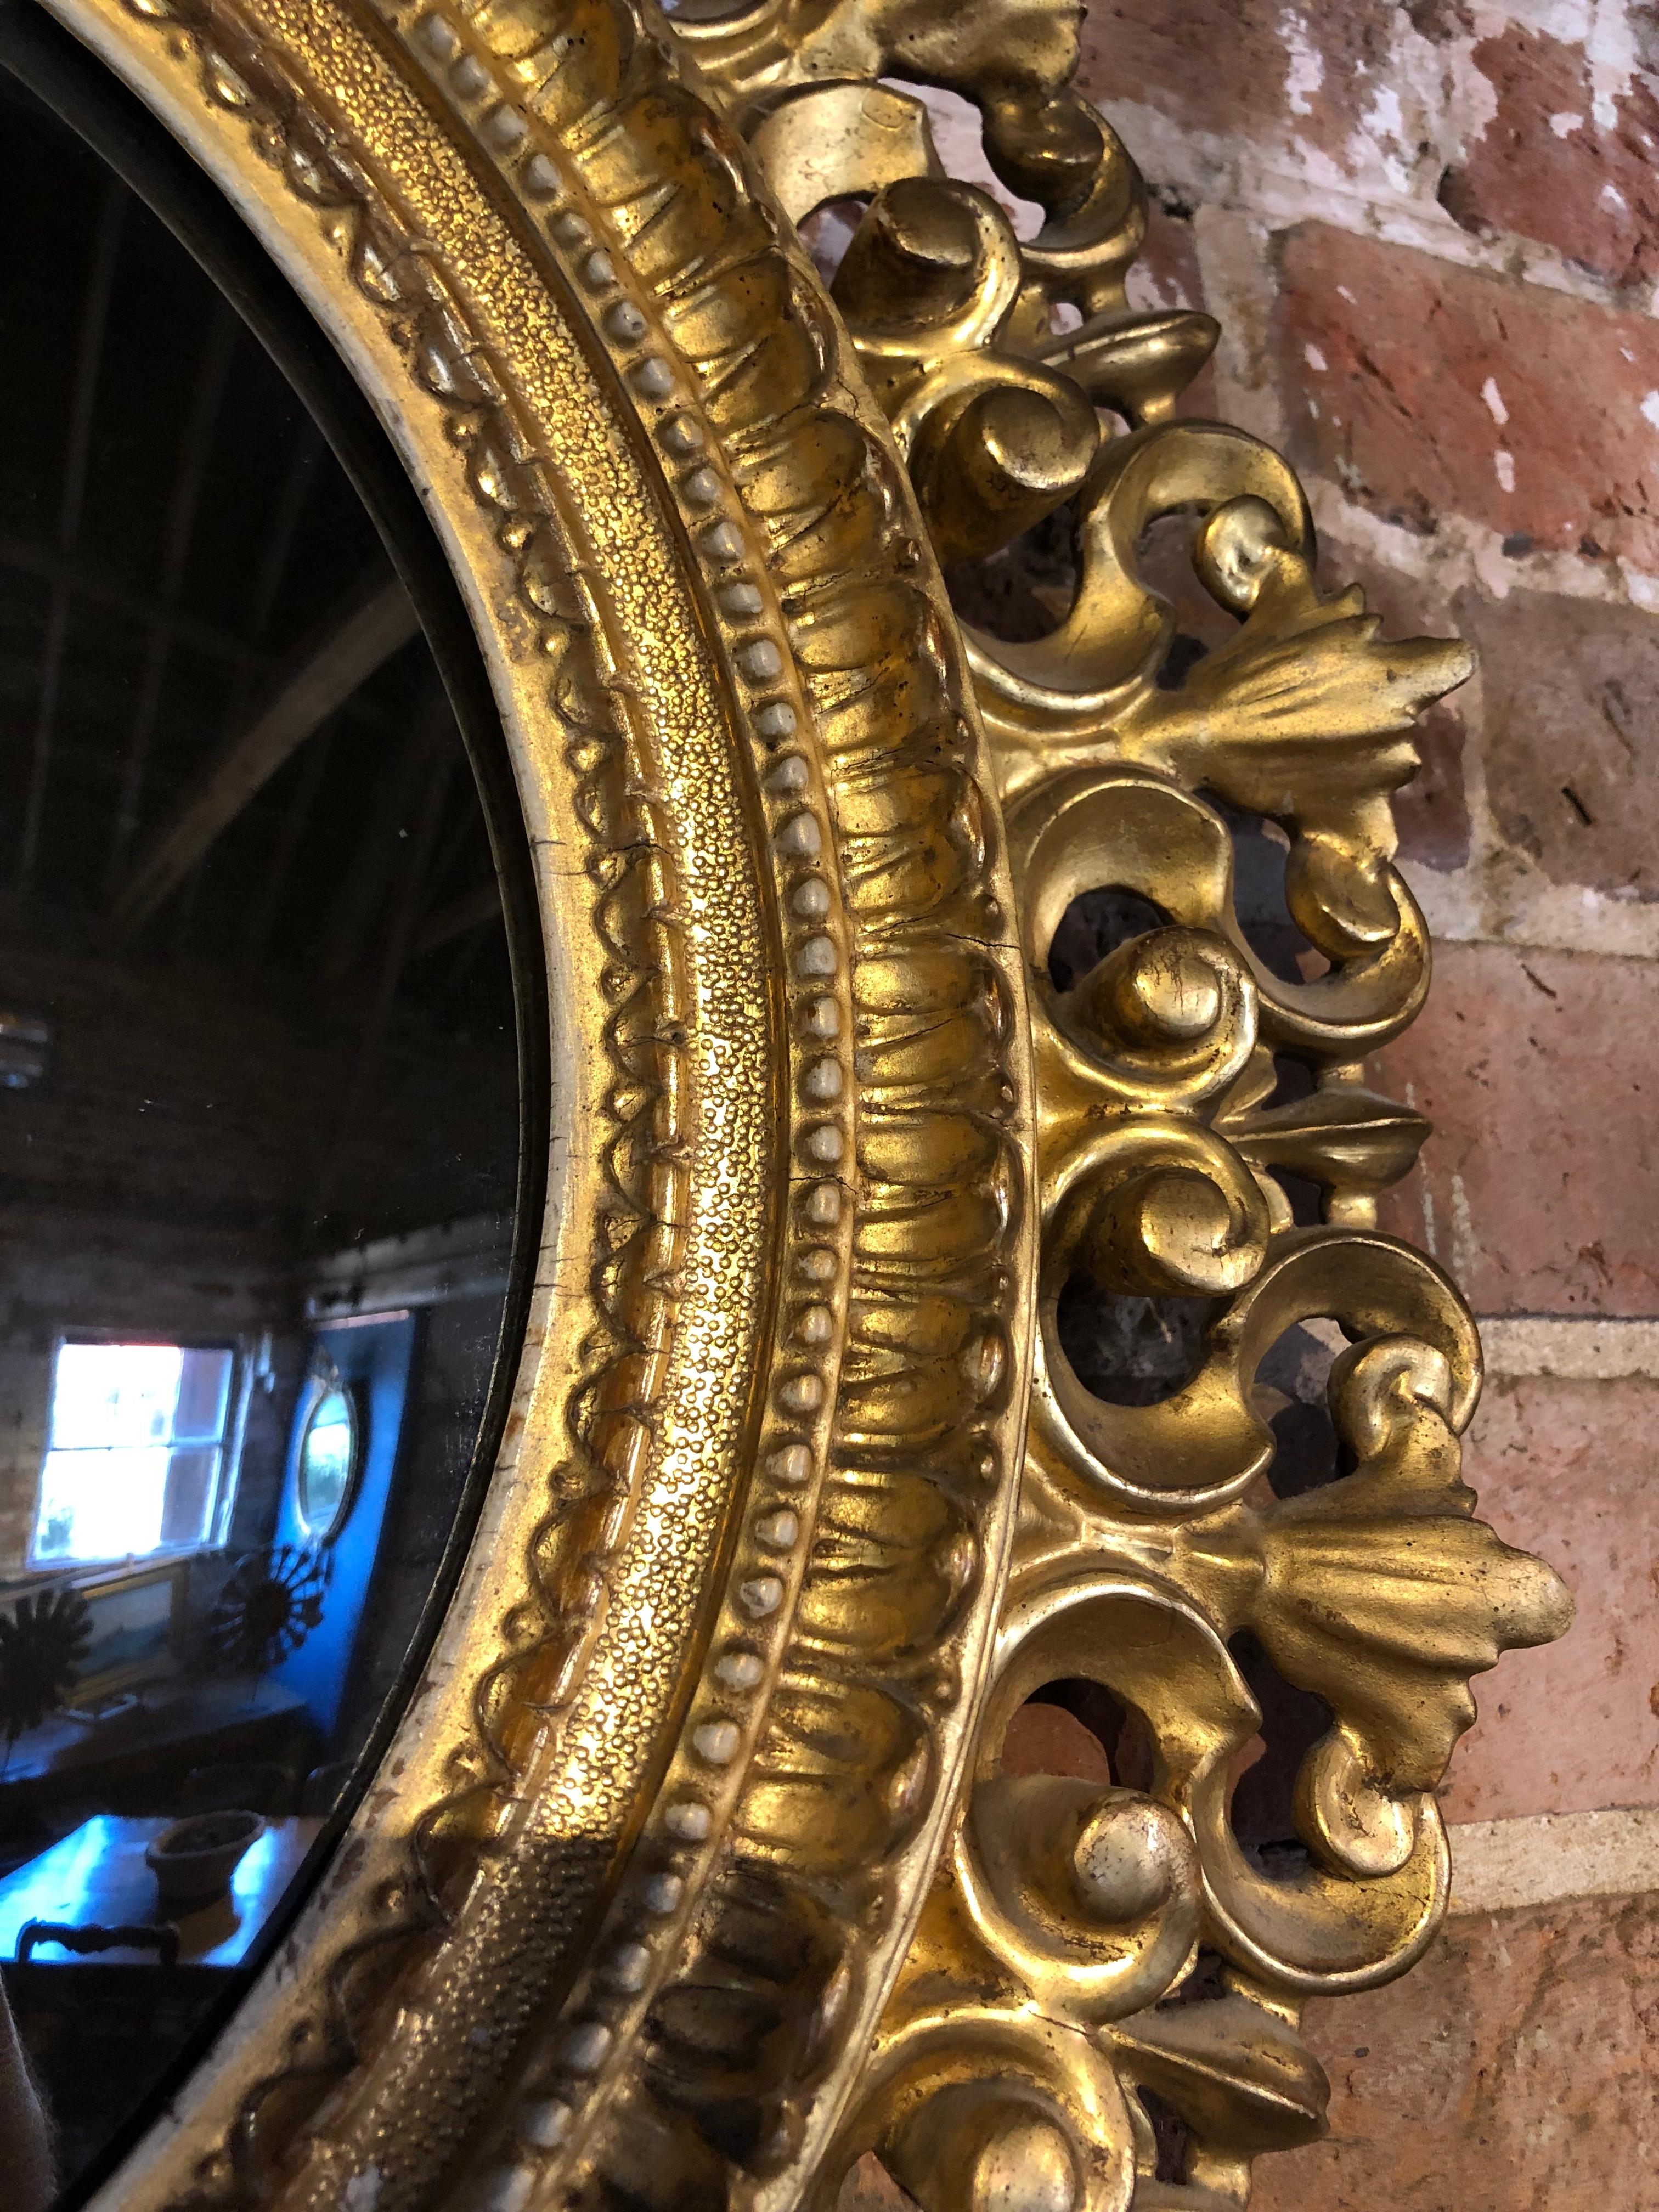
[678,5,1572,2204]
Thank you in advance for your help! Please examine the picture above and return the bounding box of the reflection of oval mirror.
[0,43,537,2208]
[294,1381,360,1542]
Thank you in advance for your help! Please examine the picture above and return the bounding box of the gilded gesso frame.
[4,2,1569,2208]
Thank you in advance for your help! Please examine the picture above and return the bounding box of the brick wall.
[1071,4,1659,2200]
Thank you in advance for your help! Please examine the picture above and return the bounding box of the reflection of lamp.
[204,1547,329,1680]
[0,1584,91,1765]
[0,1011,50,1091]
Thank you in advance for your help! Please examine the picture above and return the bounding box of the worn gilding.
[684,8,1571,2208]
[15,0,1571,2205]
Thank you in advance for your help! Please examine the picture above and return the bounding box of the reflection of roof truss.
[0,536,273,680]
[413,878,502,957]
[306,1212,515,1322]
[110,579,419,933]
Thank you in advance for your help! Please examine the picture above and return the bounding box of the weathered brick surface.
[1252,1892,1659,2210]
[1277,223,1659,566]
[1127,196,1206,315]
[1126,198,1222,418]
[1443,24,1659,291]
[1322,537,1472,870]
[1442,1378,1659,1822]
[1000,1699,1113,1783]
[1020,3,1659,2191]
[836,1898,1659,2212]
[1375,943,1659,1316]
[1077,0,1408,165]
[1462,586,1659,899]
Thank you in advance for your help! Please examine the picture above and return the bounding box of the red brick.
[1441,1378,1659,1823]
[1127,196,1205,317]
[1000,1701,1114,1783]
[1392,694,1469,870]
[1374,944,1659,1316]
[1125,198,1221,419]
[1462,587,1659,899]
[1276,223,1659,568]
[1077,0,1403,166]
[837,2156,915,2212]
[1253,1892,1659,2211]
[1442,24,1659,291]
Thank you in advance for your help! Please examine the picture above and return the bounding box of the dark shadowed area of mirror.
[0,59,531,2205]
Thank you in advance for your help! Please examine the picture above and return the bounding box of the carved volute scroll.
[3,0,1571,2207]
[675,7,1575,2209]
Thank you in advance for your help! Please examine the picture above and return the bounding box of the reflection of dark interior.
[0,71,522,2203]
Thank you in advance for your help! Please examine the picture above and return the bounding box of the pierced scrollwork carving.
[684,4,1575,2205]
[24,0,1576,2199]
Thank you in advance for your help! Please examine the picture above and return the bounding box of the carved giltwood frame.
[7,0,1570,2206]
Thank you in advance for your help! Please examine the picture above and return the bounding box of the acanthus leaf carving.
[681,2,1575,2204]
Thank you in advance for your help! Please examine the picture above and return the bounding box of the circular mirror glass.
[0,40,539,2208]
[294,1383,360,1542]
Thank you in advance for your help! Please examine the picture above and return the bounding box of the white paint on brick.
[1317,482,1656,614]
[1495,3,1592,50]
[1358,83,1415,195]
[1448,1807,1659,1915]
[1289,1312,1659,1390]
[1481,375,1510,424]
[1084,13,1659,1002]
[1476,1315,1659,1379]
[1192,205,1289,448]
[1451,1175,1481,1287]
[1280,7,1324,118]
[1641,390,1659,430]
[1409,862,1659,962]
[1305,342,1328,371]
[1094,88,1643,321]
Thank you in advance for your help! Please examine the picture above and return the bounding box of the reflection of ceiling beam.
[110,578,419,933]
[413,878,502,956]
[0,535,273,676]
[18,177,127,891]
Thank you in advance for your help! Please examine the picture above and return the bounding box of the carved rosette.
[676,7,1574,2209]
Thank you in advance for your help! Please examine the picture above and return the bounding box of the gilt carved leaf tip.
[683,2,1572,2205]
[20,0,1574,2204]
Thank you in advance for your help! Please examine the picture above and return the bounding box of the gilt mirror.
[295,1376,362,1542]
[0,0,1594,2205]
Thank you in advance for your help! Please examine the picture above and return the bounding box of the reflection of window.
[32,1342,237,1565]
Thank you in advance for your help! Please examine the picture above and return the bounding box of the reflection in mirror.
[295,1377,361,1542]
[0,67,526,2205]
